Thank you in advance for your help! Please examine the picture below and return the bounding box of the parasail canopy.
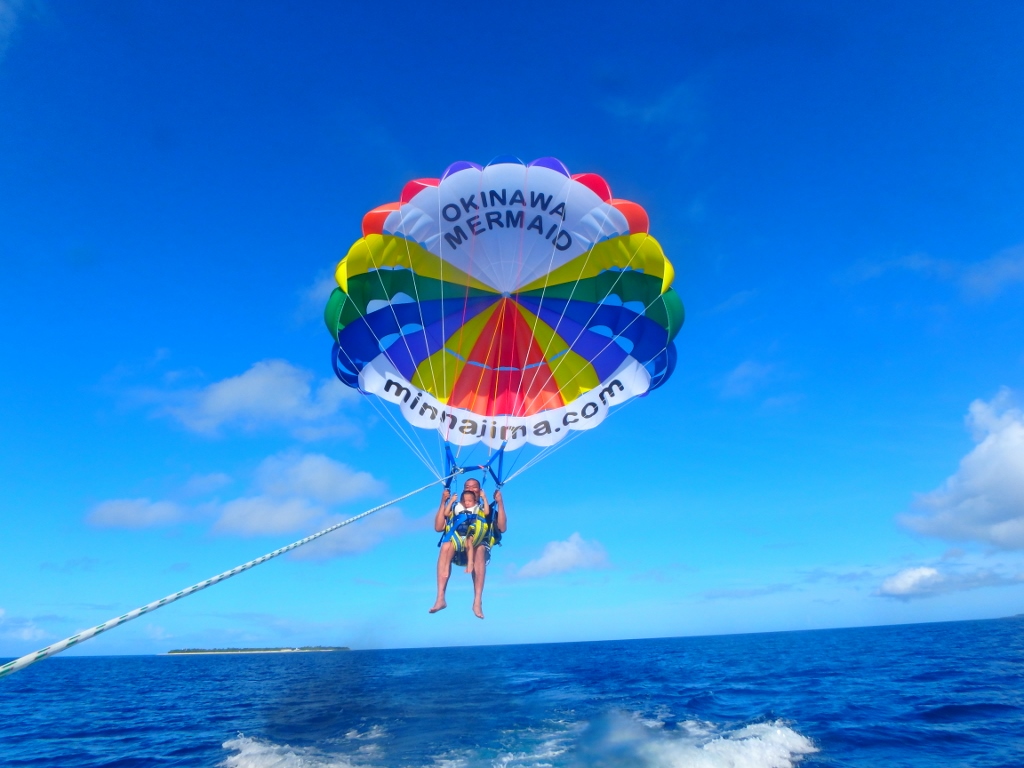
[325,156,683,458]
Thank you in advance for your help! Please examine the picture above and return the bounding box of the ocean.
[1,617,1021,767]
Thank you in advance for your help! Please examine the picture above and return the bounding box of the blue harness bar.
[439,442,507,556]
[444,442,508,489]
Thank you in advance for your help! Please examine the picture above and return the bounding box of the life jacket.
[438,499,500,550]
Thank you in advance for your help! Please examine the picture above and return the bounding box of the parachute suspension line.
[504,394,643,485]
[505,431,584,484]
[369,394,441,479]
[529,230,673,410]
[344,234,441,475]
[335,273,440,479]
[447,171,479,463]
[497,433,534,481]
[434,189,450,457]
[508,172,572,423]
[526,196,627,403]
[456,267,510,466]
[443,441,508,490]
[503,162,536,431]
[453,169,499,467]
[0,476,452,681]
[540,283,671,411]
[333,344,440,479]
[396,205,445,474]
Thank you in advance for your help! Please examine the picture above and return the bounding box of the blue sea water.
[2,617,1022,767]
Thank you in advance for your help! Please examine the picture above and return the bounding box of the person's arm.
[478,488,491,518]
[493,489,507,533]
[434,489,451,532]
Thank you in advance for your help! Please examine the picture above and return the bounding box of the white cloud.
[87,451,397,556]
[213,496,324,536]
[87,499,184,528]
[902,389,1024,548]
[159,359,359,438]
[516,533,609,579]
[709,289,758,314]
[878,567,943,598]
[255,452,385,505]
[603,82,699,126]
[181,472,232,497]
[846,252,955,283]
[877,564,1023,600]
[848,244,1024,299]
[208,452,389,539]
[40,557,101,573]
[0,1,24,61]
[720,360,774,398]
[0,607,49,642]
[702,583,794,600]
[962,246,1024,298]
[144,624,171,641]
[297,273,339,323]
[290,507,427,560]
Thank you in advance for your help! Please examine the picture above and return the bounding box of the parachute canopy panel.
[326,156,684,450]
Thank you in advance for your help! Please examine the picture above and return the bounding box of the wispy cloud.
[799,567,872,584]
[211,451,388,536]
[846,252,956,283]
[962,246,1024,298]
[603,82,700,127]
[145,624,171,641]
[87,498,185,528]
[901,388,1024,549]
[761,393,804,411]
[720,360,775,398]
[515,533,609,579]
[296,273,339,324]
[0,607,50,642]
[702,583,794,600]
[629,563,697,583]
[848,244,1024,299]
[877,565,1024,600]
[181,472,232,497]
[709,289,758,314]
[85,452,408,558]
[40,557,101,573]
[213,496,324,536]
[254,451,385,506]
[141,359,360,439]
[0,1,26,62]
[290,508,430,560]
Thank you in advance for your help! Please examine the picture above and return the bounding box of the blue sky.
[2,0,1024,658]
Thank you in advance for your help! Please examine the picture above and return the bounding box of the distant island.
[167,646,350,655]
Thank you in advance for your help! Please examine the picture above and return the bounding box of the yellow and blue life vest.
[440,502,489,552]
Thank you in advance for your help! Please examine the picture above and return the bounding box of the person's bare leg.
[471,550,486,619]
[464,540,475,573]
[430,542,454,613]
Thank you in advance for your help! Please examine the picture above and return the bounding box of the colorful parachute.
[325,156,683,453]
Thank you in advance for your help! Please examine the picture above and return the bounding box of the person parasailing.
[324,155,684,617]
[430,478,507,617]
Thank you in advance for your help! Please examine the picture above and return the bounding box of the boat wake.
[223,710,816,768]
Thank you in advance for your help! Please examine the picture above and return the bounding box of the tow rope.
[0,476,450,680]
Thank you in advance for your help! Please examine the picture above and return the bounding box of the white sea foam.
[540,711,815,768]
[223,713,816,768]
[223,735,367,768]
[637,719,817,768]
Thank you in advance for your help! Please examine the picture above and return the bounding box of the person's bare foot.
[464,565,473,573]
[472,602,484,619]
[429,599,447,613]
